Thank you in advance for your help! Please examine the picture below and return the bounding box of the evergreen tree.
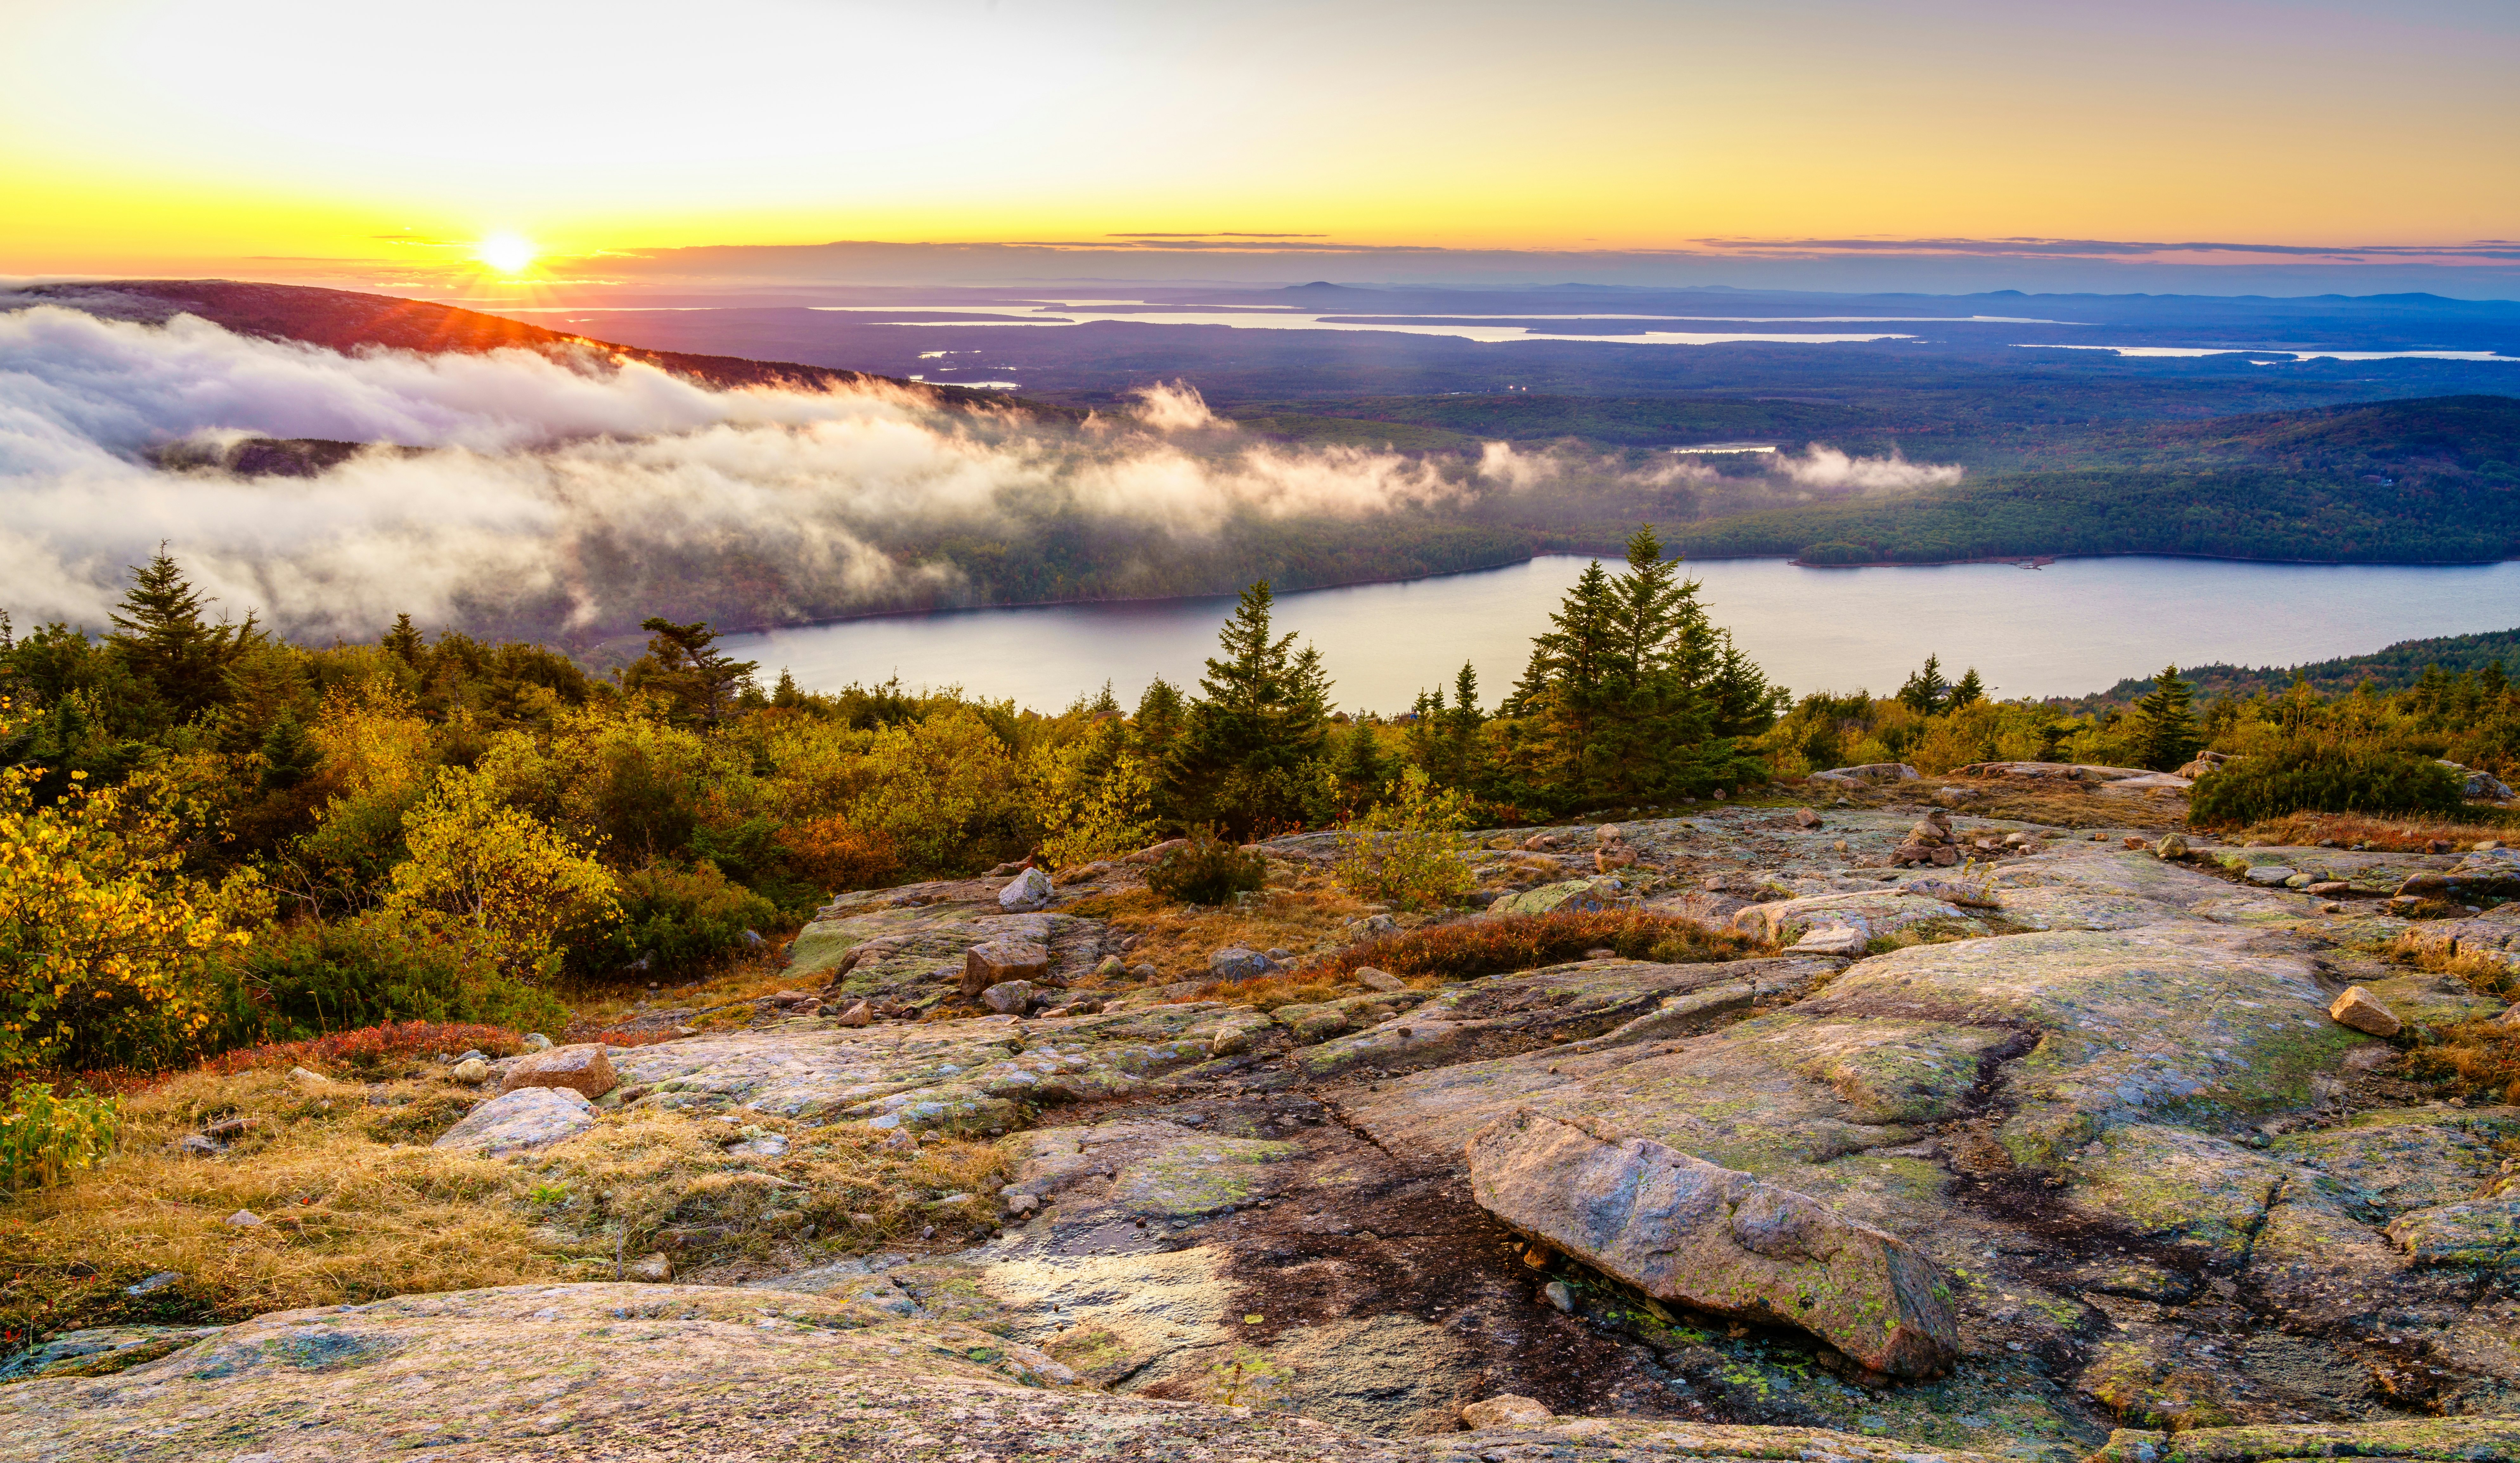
[770,668,802,708]
[1948,667,1986,709]
[108,549,255,718]
[383,613,425,665]
[1133,677,1186,752]
[1511,528,1774,806]
[1438,661,1487,789]
[1167,582,1333,835]
[2131,664,2202,771]
[1896,654,1950,717]
[257,710,320,792]
[1331,713,1388,803]
[624,618,759,725]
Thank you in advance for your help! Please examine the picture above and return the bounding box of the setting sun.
[474,232,536,274]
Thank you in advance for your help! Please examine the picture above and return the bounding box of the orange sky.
[4,0,2515,280]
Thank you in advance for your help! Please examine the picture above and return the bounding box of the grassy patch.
[193,1021,527,1079]
[1063,880,1378,985]
[2405,1023,2520,1107]
[1313,908,1765,984]
[0,1056,1006,1344]
[2243,810,2516,850]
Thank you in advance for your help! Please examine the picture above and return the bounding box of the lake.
[723,556,2520,714]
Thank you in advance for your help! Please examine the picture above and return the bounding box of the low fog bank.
[0,306,1961,644]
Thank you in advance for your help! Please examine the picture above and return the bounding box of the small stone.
[1093,955,1126,978]
[2329,986,2402,1038]
[286,1066,333,1090]
[1542,1280,1576,1313]
[983,980,1045,1015]
[521,1034,553,1052]
[628,1252,674,1282]
[123,1271,181,1297]
[832,1000,874,1028]
[1355,967,1407,993]
[1788,927,1870,957]
[223,1209,265,1228]
[1793,807,1822,829]
[2244,865,2297,886]
[1461,1394,1556,1428]
[2154,834,2188,858]
[1208,946,1278,982]
[2305,881,2351,897]
[174,1134,220,1157]
[999,867,1055,912]
[450,1058,491,1083]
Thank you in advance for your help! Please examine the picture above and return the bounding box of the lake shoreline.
[730,546,2520,635]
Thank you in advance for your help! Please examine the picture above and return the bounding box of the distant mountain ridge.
[2058,627,2520,710]
[2,279,1055,412]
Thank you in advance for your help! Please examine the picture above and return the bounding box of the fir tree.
[1896,654,1950,717]
[1332,713,1388,803]
[771,668,802,708]
[1948,667,1986,709]
[1133,677,1186,752]
[2131,664,2202,771]
[257,710,320,792]
[624,618,759,725]
[1167,582,1333,835]
[107,548,255,718]
[383,613,425,664]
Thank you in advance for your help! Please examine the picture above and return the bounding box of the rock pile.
[1891,809,1961,867]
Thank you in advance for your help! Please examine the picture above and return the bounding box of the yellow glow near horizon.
[0,1,2512,280]
[474,234,537,276]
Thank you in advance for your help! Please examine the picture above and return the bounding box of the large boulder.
[1491,878,1629,918]
[1810,763,1918,785]
[498,1043,616,1100]
[1464,1109,1958,1377]
[2400,902,2520,974]
[1730,890,1982,948]
[1207,946,1279,981]
[432,1086,596,1158]
[2396,848,2520,903]
[962,939,1052,996]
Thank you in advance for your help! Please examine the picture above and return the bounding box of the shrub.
[1334,765,1477,910]
[1,1082,119,1193]
[2405,1020,2520,1106]
[200,1019,528,1078]
[2188,742,2465,826]
[384,766,619,978]
[1146,828,1267,906]
[771,814,902,898]
[234,910,569,1037]
[1314,908,1763,983]
[606,862,778,977]
[1,758,261,1074]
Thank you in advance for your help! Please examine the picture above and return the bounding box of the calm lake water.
[723,556,2520,714]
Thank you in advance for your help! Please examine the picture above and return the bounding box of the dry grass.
[2243,810,2514,851]
[0,1055,1009,1343]
[2406,1022,2520,1108]
[1063,878,1379,985]
[559,941,810,1036]
[1313,908,1764,986]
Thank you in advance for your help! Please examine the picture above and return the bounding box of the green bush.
[606,862,778,976]
[2188,742,2465,826]
[1,1082,120,1193]
[1145,828,1267,906]
[235,910,568,1038]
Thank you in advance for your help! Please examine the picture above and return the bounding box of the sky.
[4,0,2516,293]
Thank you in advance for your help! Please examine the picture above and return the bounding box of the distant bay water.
[721,556,2520,714]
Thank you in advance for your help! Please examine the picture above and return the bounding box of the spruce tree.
[1133,677,1186,753]
[2131,664,2202,771]
[1332,714,1388,802]
[1896,654,1950,717]
[625,618,758,724]
[1168,582,1333,834]
[771,668,802,708]
[108,548,255,718]
[257,710,320,791]
[1948,667,1986,709]
[383,613,425,664]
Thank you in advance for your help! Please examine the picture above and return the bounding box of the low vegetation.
[1316,909,1766,985]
